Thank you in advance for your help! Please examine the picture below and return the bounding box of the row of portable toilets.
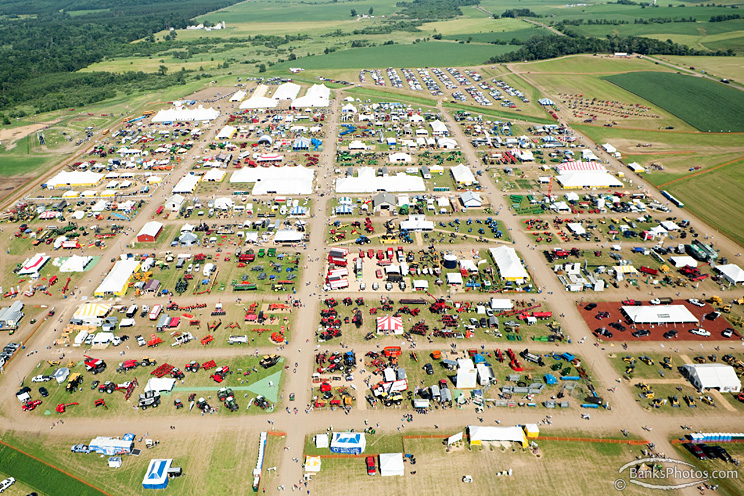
[689,433,744,443]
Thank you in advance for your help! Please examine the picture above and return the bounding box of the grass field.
[0,441,106,496]
[511,54,659,74]
[658,55,744,82]
[665,159,744,246]
[309,436,660,496]
[603,72,744,132]
[273,42,514,71]
[199,0,402,23]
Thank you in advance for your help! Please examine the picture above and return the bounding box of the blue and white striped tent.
[335,205,353,215]
[538,98,554,106]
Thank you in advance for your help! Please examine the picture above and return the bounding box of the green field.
[0,442,106,496]
[199,0,402,23]
[603,72,744,132]
[273,41,515,70]
[666,160,744,246]
[443,27,551,43]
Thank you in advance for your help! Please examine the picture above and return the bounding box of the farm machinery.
[217,387,239,412]
[56,402,79,414]
[84,356,107,375]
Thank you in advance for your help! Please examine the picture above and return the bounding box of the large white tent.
[456,358,477,389]
[230,166,314,195]
[621,305,698,324]
[489,246,529,283]
[45,170,103,188]
[336,167,425,193]
[230,90,247,102]
[451,164,476,186]
[172,174,201,194]
[376,315,403,335]
[292,84,330,108]
[94,260,140,297]
[556,171,623,189]
[240,96,278,110]
[19,253,50,276]
[379,454,405,477]
[683,364,741,393]
[152,105,219,123]
[59,255,93,273]
[467,425,528,447]
[273,82,301,101]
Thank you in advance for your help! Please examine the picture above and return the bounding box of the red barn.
[136,221,163,243]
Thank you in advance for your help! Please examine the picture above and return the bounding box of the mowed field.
[272,41,513,71]
[603,72,744,132]
[657,55,744,82]
[665,160,744,246]
[309,437,671,496]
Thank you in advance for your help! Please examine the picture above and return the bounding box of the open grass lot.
[603,72,744,132]
[659,55,744,82]
[626,152,743,187]
[307,436,662,496]
[673,440,744,496]
[0,429,282,496]
[199,0,402,23]
[272,42,514,71]
[0,445,100,496]
[664,159,744,246]
[511,54,658,74]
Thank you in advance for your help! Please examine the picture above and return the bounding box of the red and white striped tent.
[555,161,605,173]
[376,315,404,335]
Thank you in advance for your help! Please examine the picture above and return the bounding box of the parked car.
[722,328,735,338]
[38,387,49,397]
[423,363,434,375]
[31,375,52,383]
[632,329,651,338]
[663,330,679,339]
[609,322,626,332]
[688,298,705,307]
[683,443,707,460]
[690,328,711,337]
[584,303,597,311]
[366,456,376,476]
[70,444,91,454]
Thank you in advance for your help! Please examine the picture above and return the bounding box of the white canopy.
[489,246,529,283]
[59,255,93,273]
[451,164,476,186]
[292,84,330,108]
[203,169,226,182]
[557,171,623,189]
[230,90,247,102]
[240,96,278,109]
[379,453,404,477]
[173,174,200,194]
[336,167,425,193]
[152,105,219,122]
[716,264,744,285]
[45,170,103,188]
[144,377,177,393]
[468,426,527,447]
[273,82,301,101]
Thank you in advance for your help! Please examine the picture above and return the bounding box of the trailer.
[148,305,162,321]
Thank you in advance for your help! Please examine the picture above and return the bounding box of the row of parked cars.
[0,342,21,369]
[684,443,735,462]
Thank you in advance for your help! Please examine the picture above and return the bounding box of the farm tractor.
[138,391,161,410]
[56,402,79,414]
[84,356,107,375]
[218,387,239,412]
[210,366,231,383]
[260,354,280,369]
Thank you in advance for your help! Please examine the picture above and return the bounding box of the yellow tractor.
[708,295,723,306]
[640,356,654,366]
[700,395,716,407]
[661,357,672,370]
[652,398,666,408]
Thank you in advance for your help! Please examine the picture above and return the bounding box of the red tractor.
[117,359,139,373]
[210,366,231,383]
[56,402,79,414]
[84,356,106,375]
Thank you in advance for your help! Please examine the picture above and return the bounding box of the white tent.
[292,84,330,108]
[230,90,247,102]
[314,434,329,449]
[566,223,586,235]
[216,125,237,140]
[19,254,50,276]
[489,246,529,283]
[152,105,219,123]
[304,456,322,473]
[622,305,698,324]
[273,82,301,101]
[45,170,103,188]
[683,364,741,393]
[557,171,623,189]
[451,164,476,186]
[467,425,528,447]
[202,169,226,182]
[376,315,403,335]
[446,272,463,285]
[456,358,477,388]
[74,303,111,320]
[230,166,314,195]
[336,168,425,193]
[59,255,93,273]
[430,120,448,136]
[144,377,177,393]
[670,256,698,268]
[388,152,412,164]
[240,96,278,110]
[172,174,200,194]
[379,453,405,477]
[716,264,744,285]
[490,298,513,311]
[94,260,140,297]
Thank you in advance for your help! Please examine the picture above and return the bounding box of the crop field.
[511,54,659,75]
[272,41,514,71]
[603,72,744,132]
[658,55,744,82]
[665,159,744,246]
[198,0,402,24]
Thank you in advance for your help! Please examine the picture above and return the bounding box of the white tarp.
[336,167,425,193]
[152,105,219,122]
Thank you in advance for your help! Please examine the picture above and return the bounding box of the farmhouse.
[621,305,698,325]
[94,260,141,298]
[136,222,163,243]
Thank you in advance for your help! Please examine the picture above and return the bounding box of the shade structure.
[379,453,404,477]
[621,305,698,324]
[683,364,741,393]
[376,315,403,335]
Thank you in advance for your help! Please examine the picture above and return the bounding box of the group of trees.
[0,0,242,112]
[499,9,539,18]
[488,33,735,64]
[395,0,480,20]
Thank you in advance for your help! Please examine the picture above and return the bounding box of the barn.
[136,222,163,243]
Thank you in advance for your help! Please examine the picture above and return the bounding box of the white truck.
[228,335,248,345]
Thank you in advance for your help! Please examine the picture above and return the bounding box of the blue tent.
[142,459,172,489]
